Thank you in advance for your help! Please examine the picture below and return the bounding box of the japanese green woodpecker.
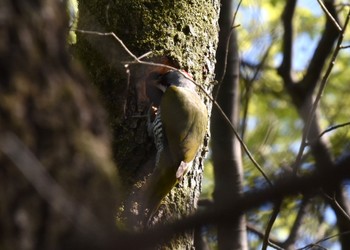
[145,70,208,220]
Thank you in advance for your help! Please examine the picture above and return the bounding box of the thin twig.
[262,199,282,250]
[333,196,350,221]
[264,242,284,250]
[241,43,272,140]
[123,51,153,116]
[323,192,350,222]
[318,121,350,138]
[211,96,273,187]
[214,0,243,100]
[231,0,242,29]
[282,195,310,248]
[75,29,140,62]
[317,0,342,31]
[297,231,350,250]
[246,223,283,249]
[137,51,153,60]
[293,8,350,173]
[305,121,350,146]
[123,60,179,71]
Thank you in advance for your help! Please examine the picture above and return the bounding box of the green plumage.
[161,85,208,166]
[144,84,208,222]
[67,0,79,44]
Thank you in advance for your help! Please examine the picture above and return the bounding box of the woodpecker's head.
[158,70,195,91]
[146,70,195,107]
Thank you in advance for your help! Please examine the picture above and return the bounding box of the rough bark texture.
[211,0,248,249]
[0,0,119,250]
[74,0,220,248]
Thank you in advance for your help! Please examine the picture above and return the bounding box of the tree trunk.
[211,0,248,249]
[0,1,119,249]
[75,0,220,248]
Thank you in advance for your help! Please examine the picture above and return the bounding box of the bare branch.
[262,200,282,250]
[282,195,311,248]
[298,231,350,250]
[323,193,350,222]
[293,8,350,173]
[318,121,350,139]
[241,44,273,140]
[332,196,350,221]
[300,1,340,94]
[211,98,272,186]
[75,29,141,62]
[317,0,342,31]
[306,122,350,146]
[214,0,243,100]
[277,0,297,85]
[247,223,283,249]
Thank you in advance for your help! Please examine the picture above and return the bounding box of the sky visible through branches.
[203,1,350,249]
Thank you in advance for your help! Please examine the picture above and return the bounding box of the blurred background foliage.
[201,0,350,248]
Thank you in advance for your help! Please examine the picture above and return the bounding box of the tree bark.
[0,1,119,249]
